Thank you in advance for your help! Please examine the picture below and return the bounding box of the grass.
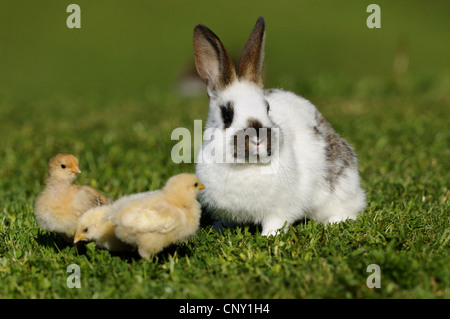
[0,74,449,299]
[0,0,449,299]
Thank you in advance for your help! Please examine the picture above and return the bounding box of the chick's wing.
[78,186,112,206]
[119,201,183,234]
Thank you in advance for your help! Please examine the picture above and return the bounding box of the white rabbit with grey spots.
[193,17,366,236]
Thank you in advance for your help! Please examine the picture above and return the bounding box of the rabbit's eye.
[265,100,270,113]
[220,102,234,129]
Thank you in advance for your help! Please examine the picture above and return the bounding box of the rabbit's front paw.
[261,217,289,237]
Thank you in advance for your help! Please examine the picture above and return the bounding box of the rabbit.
[193,17,366,236]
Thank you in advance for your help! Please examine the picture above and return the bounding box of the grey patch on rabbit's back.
[324,133,356,187]
[312,125,323,137]
[314,111,356,190]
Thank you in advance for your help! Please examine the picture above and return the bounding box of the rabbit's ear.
[238,17,266,88]
[193,24,236,96]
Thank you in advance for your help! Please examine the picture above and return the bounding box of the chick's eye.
[194,182,198,187]
[61,164,66,169]
[83,227,88,232]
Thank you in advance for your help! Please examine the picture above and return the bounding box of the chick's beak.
[74,233,86,244]
[71,166,81,175]
[198,183,205,190]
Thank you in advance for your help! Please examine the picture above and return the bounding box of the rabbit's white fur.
[194,17,365,236]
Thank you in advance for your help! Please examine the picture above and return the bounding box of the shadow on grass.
[33,206,310,265]
[199,205,308,236]
[35,229,199,264]
[36,230,74,251]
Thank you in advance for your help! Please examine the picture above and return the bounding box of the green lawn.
[0,0,449,299]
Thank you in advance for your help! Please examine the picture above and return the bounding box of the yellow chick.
[73,205,133,252]
[73,191,157,251]
[34,153,113,240]
[110,174,205,260]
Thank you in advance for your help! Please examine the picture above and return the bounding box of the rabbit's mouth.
[232,126,273,163]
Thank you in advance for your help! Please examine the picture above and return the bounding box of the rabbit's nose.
[250,137,266,145]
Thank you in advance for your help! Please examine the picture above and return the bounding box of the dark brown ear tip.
[194,24,206,30]
[194,24,207,34]
[250,17,265,36]
[194,24,213,37]
[256,17,265,28]
[193,24,221,43]
[195,24,219,34]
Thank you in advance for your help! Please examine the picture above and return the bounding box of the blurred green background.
[1,0,449,99]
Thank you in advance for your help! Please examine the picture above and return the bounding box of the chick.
[73,191,157,251]
[34,153,113,240]
[110,174,205,260]
[74,205,133,252]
